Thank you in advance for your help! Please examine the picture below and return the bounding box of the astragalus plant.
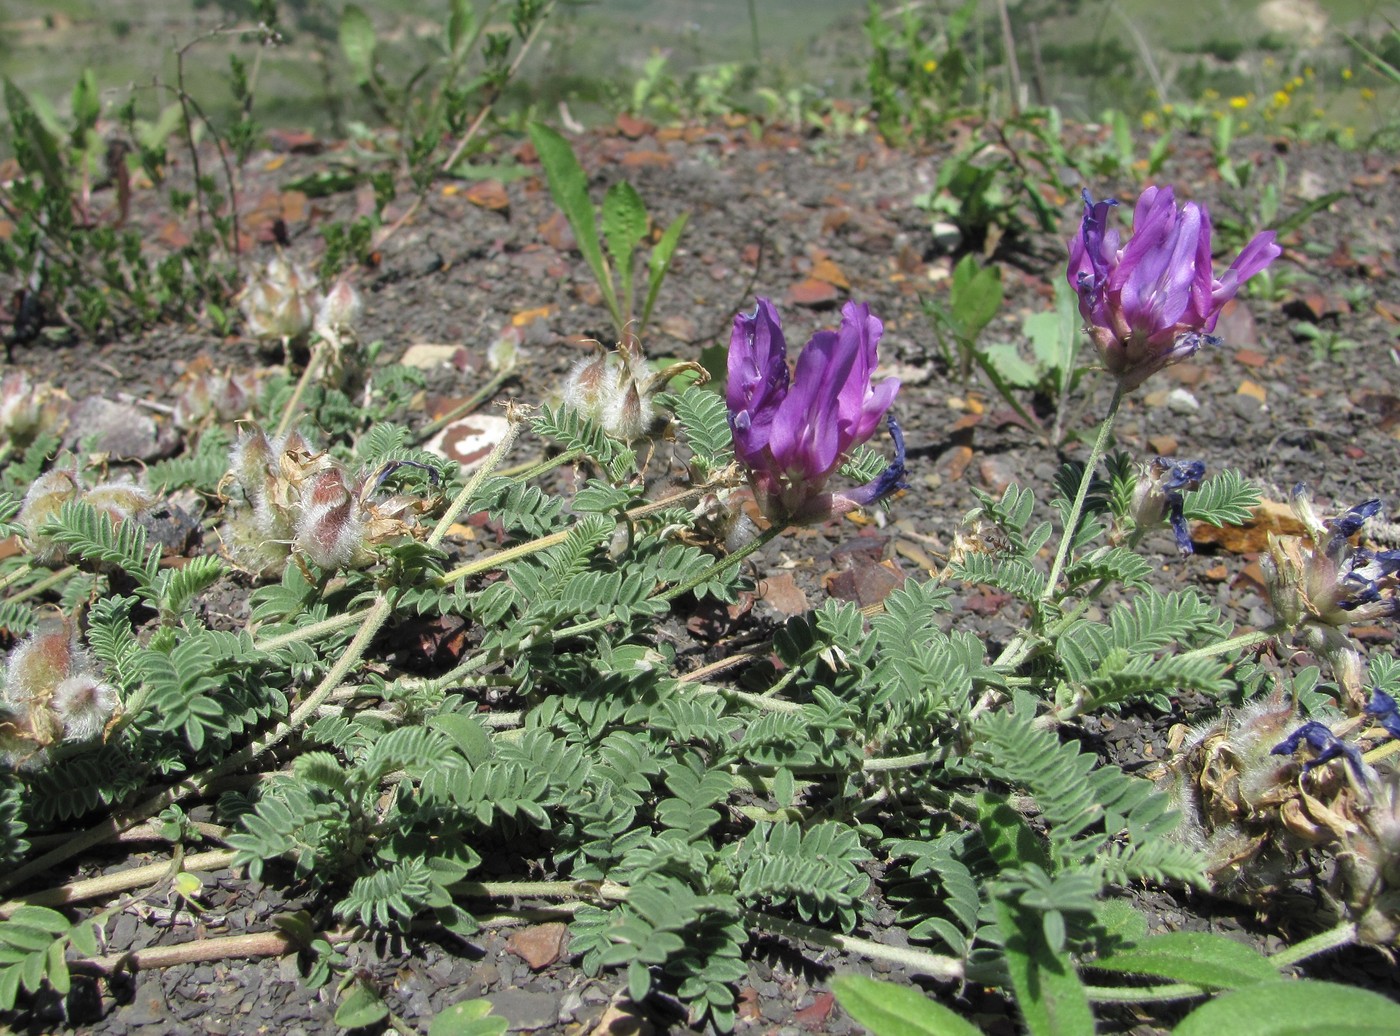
[1,175,1398,1035]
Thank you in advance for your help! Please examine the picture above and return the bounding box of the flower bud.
[239,254,317,340]
[294,468,366,570]
[313,275,363,341]
[19,468,82,563]
[52,674,118,741]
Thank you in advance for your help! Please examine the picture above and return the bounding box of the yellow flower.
[1229,95,1249,109]
[1203,88,1220,101]
[923,59,937,73]
[1273,90,1290,107]
[1361,87,1377,101]
[1141,111,1159,129]
[1342,68,1353,80]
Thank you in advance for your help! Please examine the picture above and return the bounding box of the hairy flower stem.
[994,382,1125,674]
[273,337,328,439]
[413,370,517,444]
[1,563,75,603]
[0,560,39,594]
[740,910,963,981]
[436,483,715,586]
[254,607,369,653]
[1174,625,1281,663]
[1086,922,1358,1003]
[494,447,585,481]
[658,524,784,604]
[0,850,237,918]
[447,880,962,981]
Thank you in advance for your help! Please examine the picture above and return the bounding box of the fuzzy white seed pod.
[52,674,118,741]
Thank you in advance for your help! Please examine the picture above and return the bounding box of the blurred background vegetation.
[0,0,1396,145]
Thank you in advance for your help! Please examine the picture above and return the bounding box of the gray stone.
[486,987,562,1032]
[63,396,177,460]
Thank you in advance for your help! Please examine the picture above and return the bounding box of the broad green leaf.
[432,713,493,766]
[950,255,1002,339]
[1091,931,1279,990]
[71,69,101,136]
[977,793,1051,874]
[833,975,982,1036]
[602,180,647,317]
[1172,979,1400,1035]
[446,0,477,55]
[977,344,1039,388]
[45,940,68,995]
[335,981,389,1028]
[429,996,508,1036]
[8,907,71,935]
[528,123,620,329]
[339,5,378,87]
[640,211,689,334]
[1092,900,1148,948]
[994,899,1094,1036]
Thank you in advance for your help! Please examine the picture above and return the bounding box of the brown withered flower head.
[1260,486,1400,711]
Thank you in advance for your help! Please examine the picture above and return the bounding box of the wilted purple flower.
[1271,720,1366,780]
[1365,688,1400,741]
[1263,489,1400,630]
[1068,186,1280,390]
[727,298,905,523]
[1130,457,1206,555]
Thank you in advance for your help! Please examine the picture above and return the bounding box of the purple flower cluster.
[727,298,905,524]
[1068,186,1281,390]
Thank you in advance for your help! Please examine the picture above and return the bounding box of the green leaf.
[1172,979,1400,1035]
[429,996,508,1036]
[602,180,647,319]
[446,0,477,55]
[977,343,1040,388]
[1091,931,1279,990]
[339,5,378,87]
[950,255,1002,340]
[335,980,389,1028]
[640,212,689,334]
[994,898,1094,1036]
[833,975,982,1036]
[528,122,620,330]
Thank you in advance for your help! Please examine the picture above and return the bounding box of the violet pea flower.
[727,298,906,524]
[1068,186,1281,391]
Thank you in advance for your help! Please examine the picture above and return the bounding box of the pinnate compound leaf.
[1090,931,1279,990]
[833,975,981,1036]
[1171,979,1400,1035]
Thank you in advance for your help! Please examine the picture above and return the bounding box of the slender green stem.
[658,524,783,604]
[2,564,75,602]
[414,370,516,444]
[274,336,327,439]
[1175,625,1281,663]
[440,528,571,585]
[254,607,369,652]
[493,447,584,481]
[741,909,963,982]
[991,383,1124,676]
[1042,382,1124,604]
[428,415,526,546]
[1269,921,1356,967]
[0,560,39,595]
[445,879,962,982]
[862,748,951,773]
